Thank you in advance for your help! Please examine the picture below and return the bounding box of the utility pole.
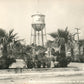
[75,28,80,55]
[75,28,80,43]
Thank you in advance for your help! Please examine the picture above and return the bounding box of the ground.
[0,62,84,84]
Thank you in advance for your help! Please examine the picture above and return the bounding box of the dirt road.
[0,62,84,84]
[0,70,84,84]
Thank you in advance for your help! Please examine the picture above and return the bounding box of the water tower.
[30,13,47,46]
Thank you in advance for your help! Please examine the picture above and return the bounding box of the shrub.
[37,61,41,68]
[26,60,34,68]
[0,57,16,69]
[79,55,84,62]
[55,52,72,67]
[25,55,34,69]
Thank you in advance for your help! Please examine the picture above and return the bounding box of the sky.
[0,0,84,44]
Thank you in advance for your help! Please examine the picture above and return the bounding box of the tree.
[49,28,72,67]
[1,29,17,58]
[50,28,69,51]
[0,29,18,68]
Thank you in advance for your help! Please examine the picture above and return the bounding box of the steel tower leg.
[41,30,44,46]
[34,30,36,45]
[38,31,40,45]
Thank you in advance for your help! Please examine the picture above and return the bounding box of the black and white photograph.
[0,0,84,84]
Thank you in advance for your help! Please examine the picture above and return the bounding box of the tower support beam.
[34,30,36,45]
[41,30,44,46]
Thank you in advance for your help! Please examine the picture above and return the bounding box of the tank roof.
[31,13,45,17]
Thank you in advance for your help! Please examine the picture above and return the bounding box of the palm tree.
[50,28,70,55]
[49,28,72,67]
[0,29,18,68]
[1,29,17,58]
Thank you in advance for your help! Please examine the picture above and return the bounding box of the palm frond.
[9,33,18,40]
[9,29,14,36]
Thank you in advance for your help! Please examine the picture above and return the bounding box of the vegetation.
[0,27,83,69]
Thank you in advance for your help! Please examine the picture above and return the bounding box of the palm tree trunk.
[83,47,84,55]
[71,48,74,56]
[2,44,8,59]
[60,44,66,57]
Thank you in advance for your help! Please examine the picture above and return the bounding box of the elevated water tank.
[32,13,45,31]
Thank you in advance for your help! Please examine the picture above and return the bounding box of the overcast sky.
[0,0,84,44]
